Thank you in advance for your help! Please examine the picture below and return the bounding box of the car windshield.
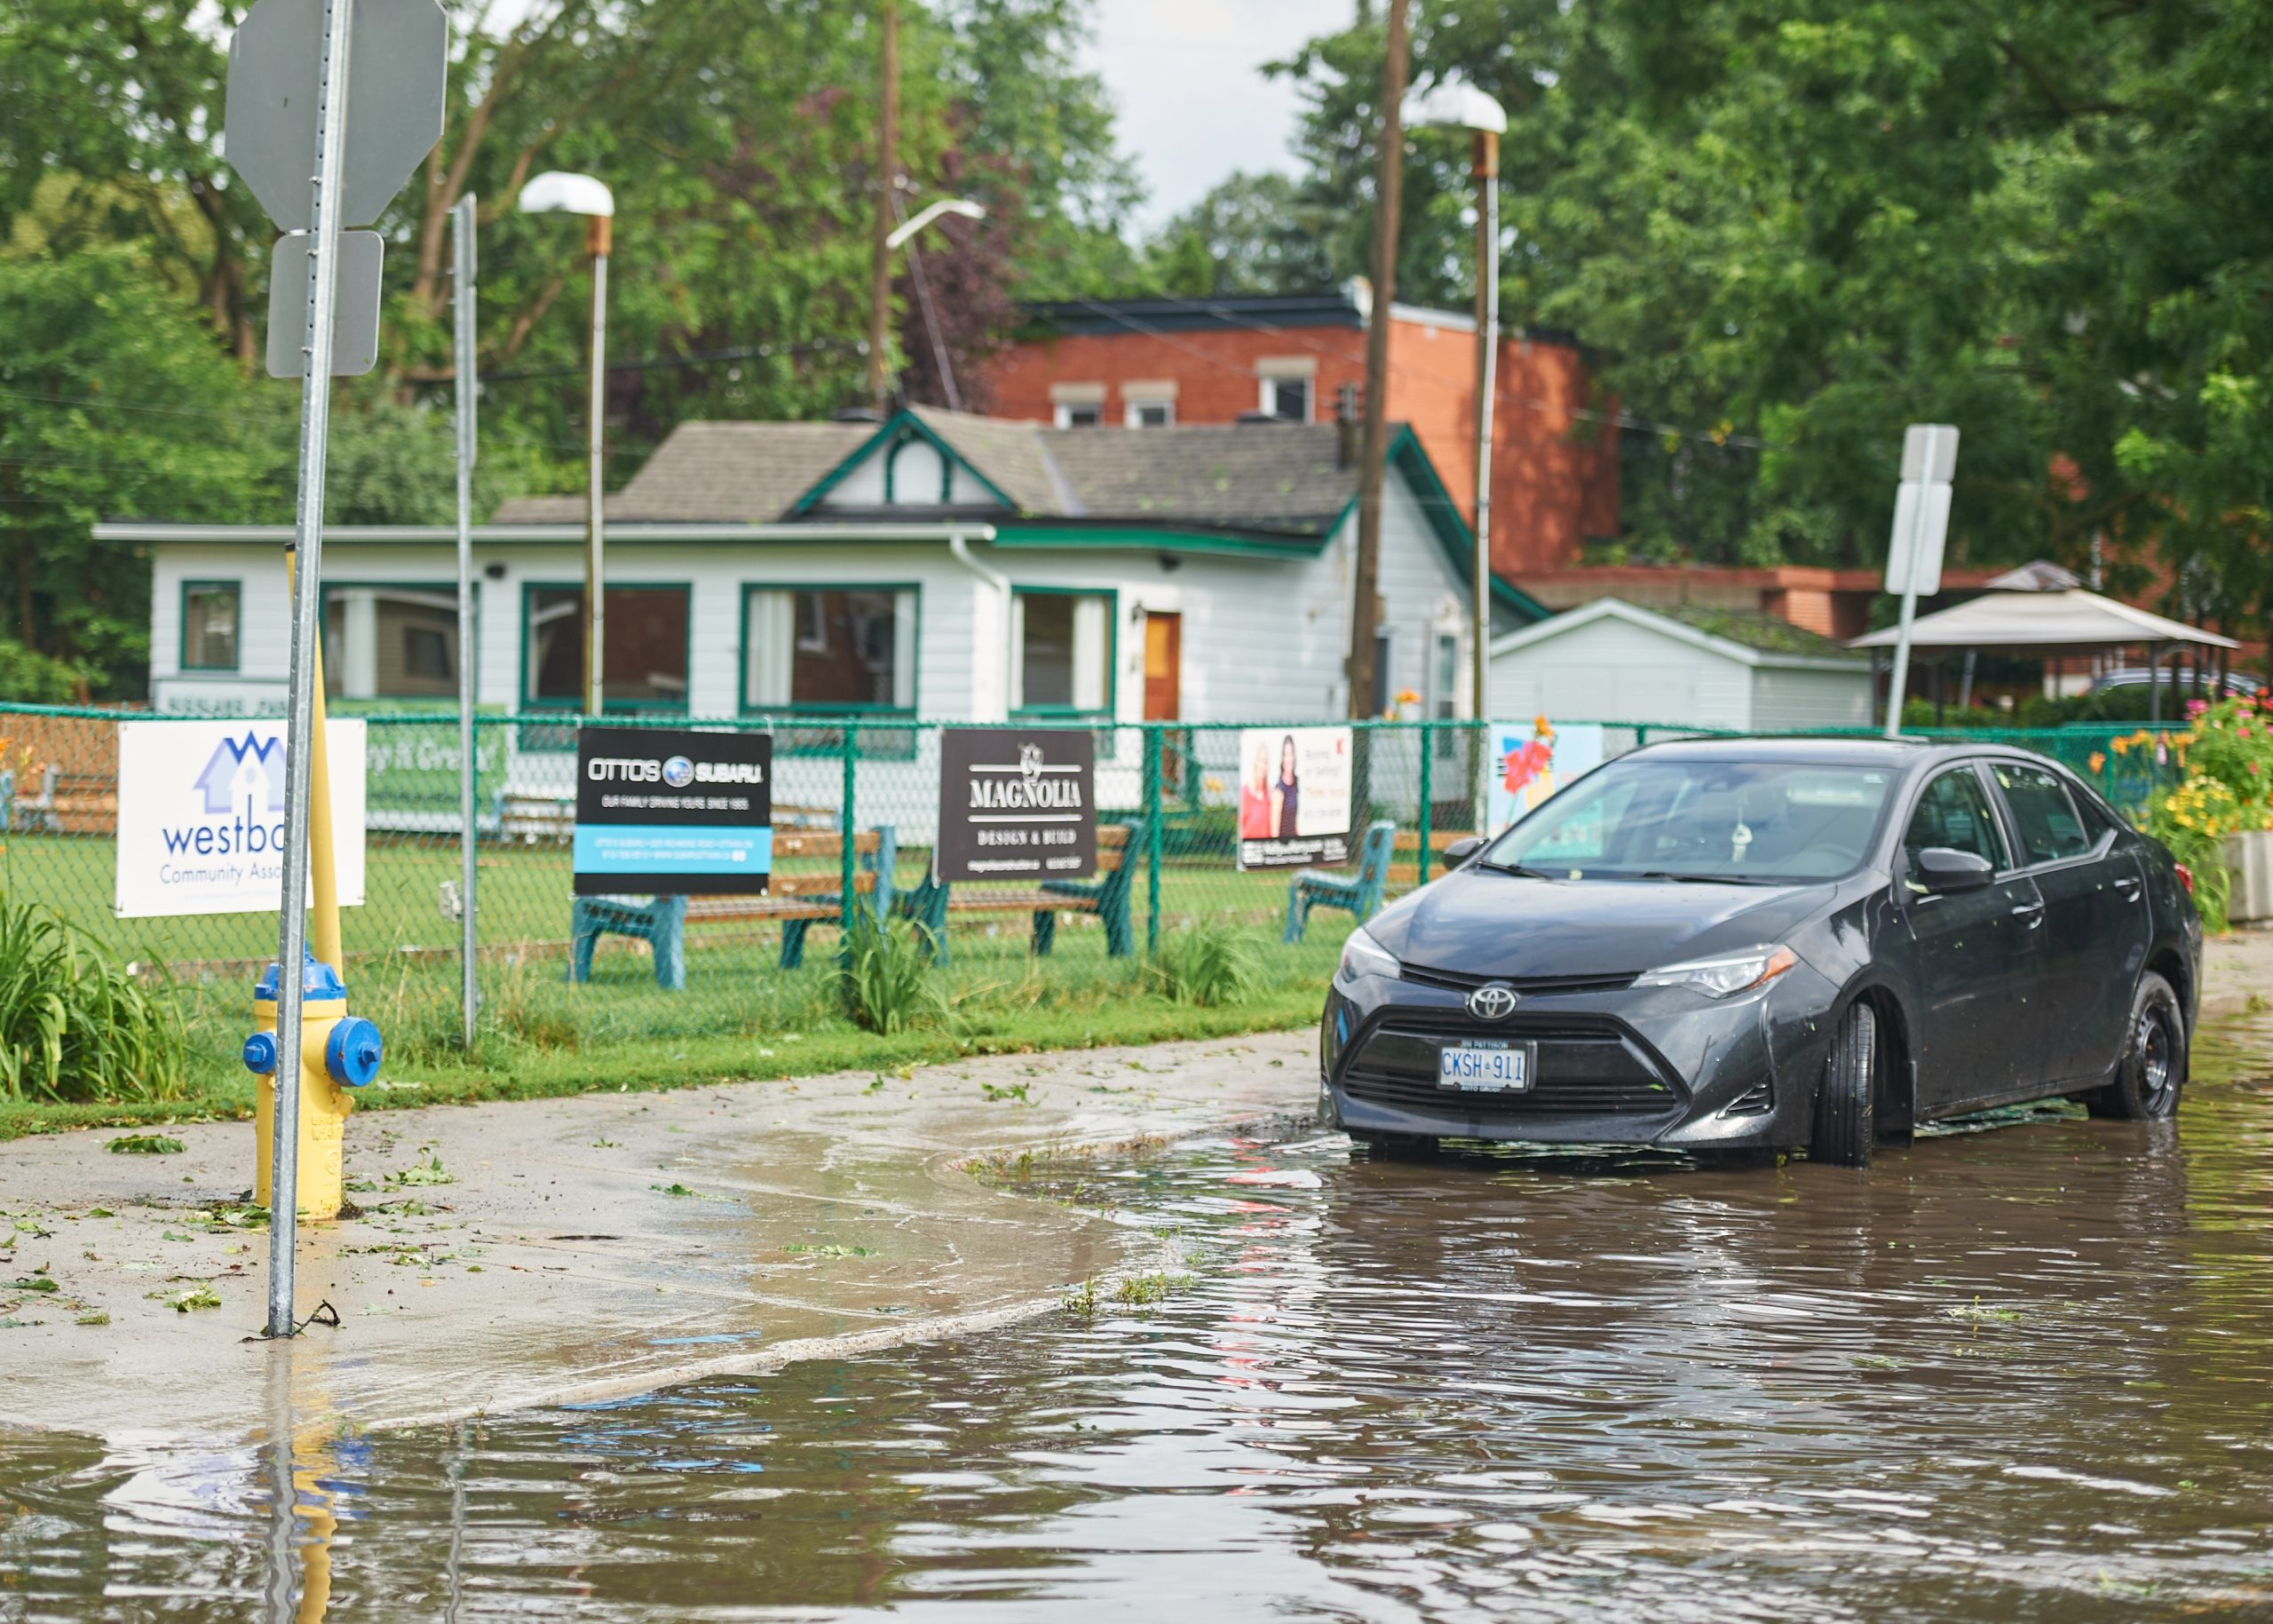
[1479,758,1896,883]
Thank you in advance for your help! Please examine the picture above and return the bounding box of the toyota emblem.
[1466,983,1521,1021]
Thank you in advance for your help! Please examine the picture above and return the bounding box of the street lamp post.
[1408,79,1508,832]
[518,170,615,717]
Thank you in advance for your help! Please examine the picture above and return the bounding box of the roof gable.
[1492,597,1863,669]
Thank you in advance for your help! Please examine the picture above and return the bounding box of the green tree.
[0,248,281,694]
[1140,171,1342,297]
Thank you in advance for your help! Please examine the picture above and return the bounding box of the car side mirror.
[1914,846,1994,894]
[1441,835,1486,872]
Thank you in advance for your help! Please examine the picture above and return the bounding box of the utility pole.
[867,0,899,411]
[1346,0,1409,719]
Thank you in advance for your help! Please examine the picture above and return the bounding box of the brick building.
[983,288,1620,579]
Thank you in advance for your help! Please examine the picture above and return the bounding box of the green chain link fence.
[0,704,2185,1065]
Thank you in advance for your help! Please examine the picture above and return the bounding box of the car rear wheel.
[2086,971,2186,1121]
[1810,1001,1877,1169]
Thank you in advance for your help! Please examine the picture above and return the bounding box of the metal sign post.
[452,193,479,1050]
[1882,423,1959,739]
[226,0,447,1337]
[263,0,355,1343]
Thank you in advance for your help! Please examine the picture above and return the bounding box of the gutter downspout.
[947,529,1013,721]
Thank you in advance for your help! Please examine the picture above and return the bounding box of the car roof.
[1620,734,2071,776]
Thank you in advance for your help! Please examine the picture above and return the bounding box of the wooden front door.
[1143,612,1182,720]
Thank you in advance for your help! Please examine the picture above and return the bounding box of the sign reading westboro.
[937,728,1095,883]
[115,719,367,917]
[572,725,772,896]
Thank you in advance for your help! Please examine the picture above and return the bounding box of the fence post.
[1142,724,1163,954]
[1415,721,1433,885]
[839,724,857,932]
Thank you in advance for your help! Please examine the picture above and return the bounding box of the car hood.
[1366,869,1837,981]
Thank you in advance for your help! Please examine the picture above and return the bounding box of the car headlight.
[1633,944,1797,998]
[1336,926,1400,985]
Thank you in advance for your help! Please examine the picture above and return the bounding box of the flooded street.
[8,1072,2273,1620]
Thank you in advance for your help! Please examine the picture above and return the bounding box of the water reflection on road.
[7,1080,2273,1620]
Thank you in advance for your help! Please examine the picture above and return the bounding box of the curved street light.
[886,195,985,251]
[518,171,614,717]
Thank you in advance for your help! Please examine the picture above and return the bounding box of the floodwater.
[7,1078,2273,1620]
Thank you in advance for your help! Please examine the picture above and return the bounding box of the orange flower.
[2087,751,2106,774]
[2111,736,2130,757]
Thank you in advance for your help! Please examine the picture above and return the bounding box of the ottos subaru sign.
[573,725,772,895]
[115,719,368,917]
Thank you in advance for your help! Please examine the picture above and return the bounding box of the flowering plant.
[2173,693,2273,828]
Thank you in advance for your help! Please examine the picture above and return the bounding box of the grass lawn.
[0,898,1348,1142]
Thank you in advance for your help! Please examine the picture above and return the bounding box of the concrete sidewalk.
[0,1029,1319,1442]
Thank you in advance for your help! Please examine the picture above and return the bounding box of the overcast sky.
[1080,0,1352,238]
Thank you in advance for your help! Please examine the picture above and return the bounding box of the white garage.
[1488,598,1873,733]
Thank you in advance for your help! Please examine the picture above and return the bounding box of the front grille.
[1339,1010,1680,1117]
[1402,964,1638,996]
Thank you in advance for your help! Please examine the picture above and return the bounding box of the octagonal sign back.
[226,0,447,232]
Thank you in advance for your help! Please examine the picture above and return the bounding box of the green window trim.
[737,582,923,720]
[518,581,693,741]
[1010,584,1119,722]
[179,579,242,673]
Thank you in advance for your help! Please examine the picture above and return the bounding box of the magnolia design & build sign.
[1236,725,1353,870]
[115,719,368,917]
[937,728,1095,883]
[573,725,772,895]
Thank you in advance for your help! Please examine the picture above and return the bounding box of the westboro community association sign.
[573,725,772,896]
[115,719,368,917]
[936,728,1095,883]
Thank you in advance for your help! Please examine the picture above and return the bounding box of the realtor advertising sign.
[1236,725,1353,870]
[573,725,772,896]
[1485,719,1606,836]
[937,728,1095,883]
[115,719,368,918]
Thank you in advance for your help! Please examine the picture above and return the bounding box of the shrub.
[1148,921,1263,1008]
[833,908,945,1034]
[0,898,186,1102]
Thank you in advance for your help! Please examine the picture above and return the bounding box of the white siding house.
[1488,598,1872,733]
[110,408,1546,817]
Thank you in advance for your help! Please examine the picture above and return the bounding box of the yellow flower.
[2111,737,2130,757]
[2087,751,2106,774]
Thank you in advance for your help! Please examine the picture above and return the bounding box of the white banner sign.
[115,719,368,918]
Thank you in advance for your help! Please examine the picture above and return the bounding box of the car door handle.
[2009,900,2046,928]
[2113,876,2144,902]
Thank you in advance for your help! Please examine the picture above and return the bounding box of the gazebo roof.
[1849,589,2237,654]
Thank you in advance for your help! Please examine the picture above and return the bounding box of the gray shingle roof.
[492,421,872,524]
[494,411,1374,535]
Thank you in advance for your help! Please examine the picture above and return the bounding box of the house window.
[322,584,467,700]
[1127,400,1173,428]
[181,581,240,671]
[1054,401,1103,429]
[1124,383,1177,428]
[1262,376,1311,423]
[1370,629,1394,717]
[745,586,917,713]
[525,584,689,710]
[1013,590,1113,714]
[1431,630,1460,757]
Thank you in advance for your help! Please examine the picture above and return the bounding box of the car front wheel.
[2086,970,2187,1121]
[1810,1001,1877,1168]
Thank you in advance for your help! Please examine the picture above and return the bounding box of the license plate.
[1437,1041,1533,1093]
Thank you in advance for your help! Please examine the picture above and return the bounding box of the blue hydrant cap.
[242,1031,279,1076]
[254,952,347,1002]
[325,1017,384,1088]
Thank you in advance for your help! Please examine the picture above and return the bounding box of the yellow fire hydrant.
[242,954,383,1221]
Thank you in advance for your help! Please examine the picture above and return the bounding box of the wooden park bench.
[568,825,897,990]
[894,821,1142,964]
[1283,820,1398,943]
[1390,827,1474,887]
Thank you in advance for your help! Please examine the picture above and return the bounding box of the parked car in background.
[1320,739,2202,1167]
[2091,666,2265,696]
